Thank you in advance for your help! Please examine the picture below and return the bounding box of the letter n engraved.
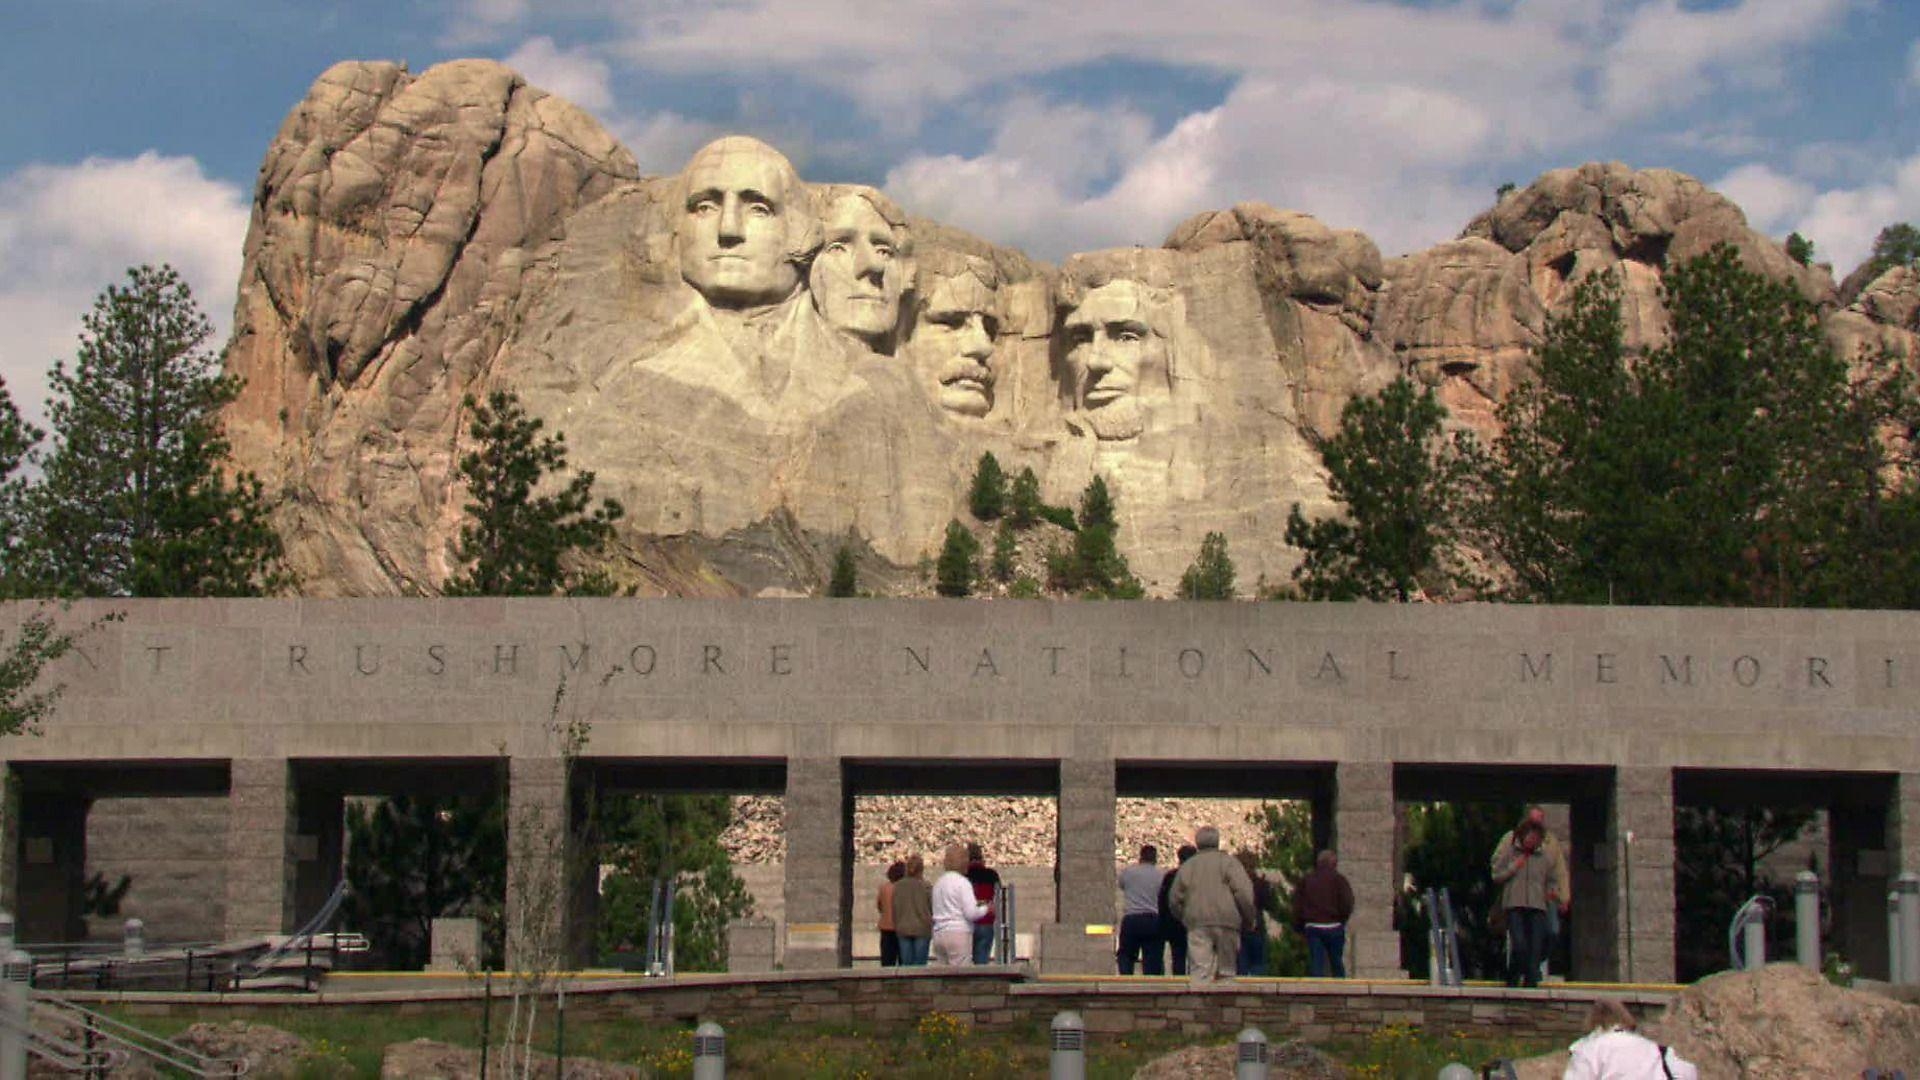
[1659,655,1694,687]
[1245,648,1273,678]
[1520,653,1552,683]
[903,646,930,675]
[287,645,310,675]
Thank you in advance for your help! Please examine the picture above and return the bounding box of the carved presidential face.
[676,138,806,308]
[810,192,906,346]
[910,272,999,418]
[1062,280,1167,440]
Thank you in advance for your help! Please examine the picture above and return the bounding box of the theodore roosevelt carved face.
[1061,279,1169,440]
[809,187,911,349]
[907,255,1000,418]
[675,137,815,309]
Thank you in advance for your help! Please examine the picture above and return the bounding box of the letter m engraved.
[1520,653,1553,683]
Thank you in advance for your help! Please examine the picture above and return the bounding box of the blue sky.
[2,0,1917,426]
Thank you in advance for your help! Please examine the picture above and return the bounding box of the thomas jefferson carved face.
[810,190,908,347]
[908,265,999,418]
[1062,280,1168,440]
[676,137,809,309]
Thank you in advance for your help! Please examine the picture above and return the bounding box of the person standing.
[877,861,905,967]
[932,844,991,966]
[1116,845,1166,975]
[1292,850,1355,978]
[965,842,1002,964]
[1491,806,1570,988]
[1168,826,1256,986]
[1158,844,1197,975]
[893,855,933,966]
[1563,999,1699,1079]
[1234,850,1275,976]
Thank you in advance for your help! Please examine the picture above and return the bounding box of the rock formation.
[222,60,1920,598]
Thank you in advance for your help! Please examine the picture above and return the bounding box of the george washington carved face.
[675,137,814,309]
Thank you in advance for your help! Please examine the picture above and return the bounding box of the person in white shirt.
[930,843,991,965]
[1564,999,1698,1080]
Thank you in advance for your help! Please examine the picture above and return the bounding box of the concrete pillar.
[781,756,849,969]
[1332,762,1399,978]
[1046,758,1116,975]
[223,759,296,941]
[1611,766,1676,983]
[506,756,581,970]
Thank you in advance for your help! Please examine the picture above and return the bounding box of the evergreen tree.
[990,521,1016,582]
[968,452,1007,521]
[0,378,43,596]
[1674,805,1814,981]
[1071,476,1141,597]
[1284,376,1478,601]
[444,391,625,596]
[344,792,507,969]
[596,794,755,972]
[1785,232,1814,267]
[1859,222,1920,283]
[828,544,858,597]
[32,265,289,597]
[935,520,979,597]
[1178,532,1236,599]
[1008,467,1043,528]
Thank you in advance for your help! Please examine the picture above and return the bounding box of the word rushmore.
[217,60,1920,599]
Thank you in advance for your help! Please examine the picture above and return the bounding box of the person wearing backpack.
[1157,844,1197,975]
[1563,999,1698,1079]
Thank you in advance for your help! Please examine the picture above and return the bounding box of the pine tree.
[344,792,507,968]
[32,265,289,597]
[828,544,858,597]
[1071,476,1141,597]
[935,520,980,597]
[1860,222,1920,283]
[1178,532,1235,599]
[990,521,1017,582]
[968,452,1007,521]
[444,391,625,596]
[1785,232,1814,267]
[1008,467,1043,528]
[0,378,43,596]
[596,794,755,971]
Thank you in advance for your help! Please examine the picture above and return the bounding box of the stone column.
[1611,766,1675,984]
[1888,773,1920,884]
[1332,761,1399,978]
[506,756,577,970]
[1042,758,1116,975]
[223,759,296,941]
[781,756,849,970]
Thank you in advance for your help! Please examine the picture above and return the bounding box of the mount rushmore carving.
[218,60,1920,597]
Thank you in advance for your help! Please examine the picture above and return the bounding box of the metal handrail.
[33,996,249,1077]
[235,879,348,984]
[0,1005,128,1074]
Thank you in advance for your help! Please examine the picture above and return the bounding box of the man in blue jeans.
[1291,850,1355,978]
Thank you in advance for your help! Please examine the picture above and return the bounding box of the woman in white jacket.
[931,843,991,965]
[1564,1000,1697,1080]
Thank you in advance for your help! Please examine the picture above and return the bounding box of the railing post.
[554,983,565,1076]
[122,918,144,961]
[1235,1027,1269,1080]
[1891,892,1904,985]
[1050,1011,1085,1080]
[692,1020,725,1080]
[1899,873,1920,987]
[1795,871,1820,969]
[1,948,31,1080]
[479,969,492,1079]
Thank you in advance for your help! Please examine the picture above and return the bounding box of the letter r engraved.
[703,645,725,675]
[287,645,309,674]
[1807,656,1832,689]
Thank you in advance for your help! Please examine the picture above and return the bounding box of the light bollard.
[1795,871,1820,969]
[1235,1027,1269,1080]
[1898,872,1920,987]
[0,911,13,955]
[691,1020,725,1080]
[0,948,30,1080]
[1890,892,1904,985]
[123,917,145,961]
[1436,1066,1476,1080]
[1050,1011,1086,1080]
[1743,915,1766,970]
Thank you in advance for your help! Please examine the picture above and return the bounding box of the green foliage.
[1007,467,1043,528]
[1177,531,1235,599]
[344,793,506,969]
[990,521,1016,582]
[1067,476,1143,597]
[1399,801,1524,981]
[443,391,624,597]
[0,379,42,595]
[1037,503,1078,531]
[1495,181,1517,200]
[1245,801,1314,976]
[1674,805,1815,982]
[1285,376,1479,601]
[1007,574,1042,599]
[1078,475,1117,532]
[935,520,979,597]
[968,452,1007,521]
[1860,222,1920,283]
[828,544,858,597]
[596,794,754,972]
[1475,248,1903,606]
[0,606,94,737]
[1785,232,1814,267]
[30,265,290,597]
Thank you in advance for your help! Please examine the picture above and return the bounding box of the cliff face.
[222,60,1920,598]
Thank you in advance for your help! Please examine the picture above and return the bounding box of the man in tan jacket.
[1168,825,1257,986]
[1490,806,1570,988]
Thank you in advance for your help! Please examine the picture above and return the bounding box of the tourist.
[1158,844,1197,975]
[1167,825,1257,986]
[1491,806,1570,988]
[877,860,905,967]
[1563,999,1698,1079]
[1116,844,1166,975]
[965,841,1003,964]
[932,843,991,966]
[893,855,933,966]
[1292,850,1355,978]
[1234,850,1276,976]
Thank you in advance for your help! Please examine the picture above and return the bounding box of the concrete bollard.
[692,1020,725,1080]
[1795,871,1819,969]
[1890,892,1905,985]
[123,917,145,960]
[1050,1011,1086,1080]
[1235,1027,1269,1080]
[1899,873,1920,987]
[1437,1066,1476,1080]
[1743,916,1766,970]
[0,911,13,955]
[0,949,30,1080]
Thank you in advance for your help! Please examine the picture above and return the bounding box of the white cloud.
[1909,38,1920,87]
[1599,0,1854,119]
[0,154,249,429]
[1713,154,1920,275]
[503,36,613,112]
[610,111,722,176]
[442,0,529,48]
[1713,163,1816,234]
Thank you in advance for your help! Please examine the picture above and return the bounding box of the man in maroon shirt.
[966,842,1002,964]
[1291,850,1355,978]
